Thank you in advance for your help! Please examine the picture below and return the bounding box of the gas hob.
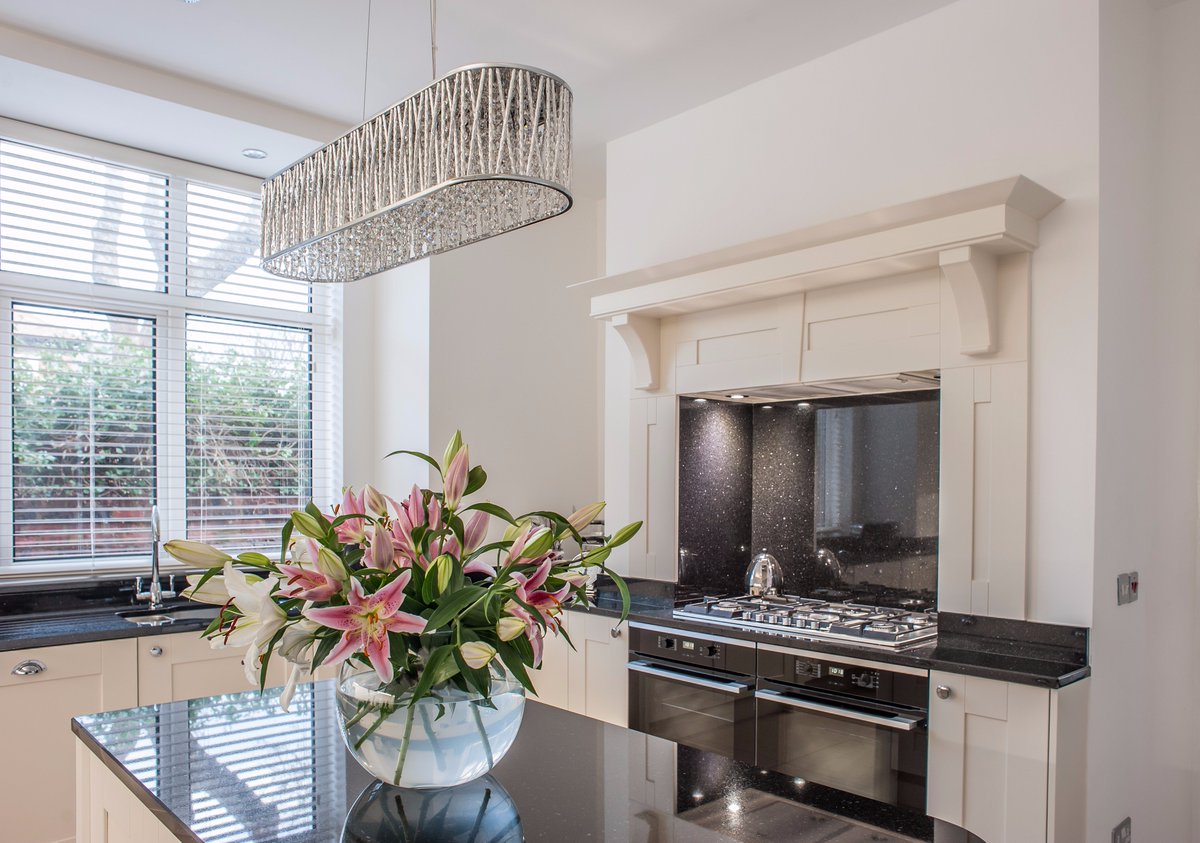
[674,594,937,649]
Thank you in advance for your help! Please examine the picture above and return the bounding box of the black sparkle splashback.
[677,391,940,608]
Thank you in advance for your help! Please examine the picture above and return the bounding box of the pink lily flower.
[303,574,427,682]
[463,557,497,577]
[334,488,370,545]
[505,602,545,667]
[278,539,345,601]
[406,485,426,529]
[443,446,470,510]
[362,484,388,517]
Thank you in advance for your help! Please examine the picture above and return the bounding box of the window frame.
[0,118,342,581]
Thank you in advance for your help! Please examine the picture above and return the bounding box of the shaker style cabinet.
[532,611,629,727]
[1,639,139,843]
[135,630,253,706]
[927,671,1086,843]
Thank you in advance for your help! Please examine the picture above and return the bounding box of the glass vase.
[335,662,526,789]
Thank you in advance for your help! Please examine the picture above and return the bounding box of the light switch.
[1117,572,1139,606]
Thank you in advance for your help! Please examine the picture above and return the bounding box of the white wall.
[1089,1,1200,840]
[341,262,431,496]
[426,190,604,519]
[605,0,1101,624]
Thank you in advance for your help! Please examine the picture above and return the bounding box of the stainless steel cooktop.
[674,594,937,649]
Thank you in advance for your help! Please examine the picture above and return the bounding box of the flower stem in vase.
[393,701,418,786]
[418,703,447,772]
[471,702,495,770]
[353,704,393,751]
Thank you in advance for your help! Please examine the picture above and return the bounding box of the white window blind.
[11,304,156,561]
[186,315,313,550]
[0,134,340,575]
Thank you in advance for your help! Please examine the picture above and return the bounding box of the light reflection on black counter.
[75,682,977,843]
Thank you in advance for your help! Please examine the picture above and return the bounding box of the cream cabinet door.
[927,670,1050,843]
[0,638,138,843]
[530,613,571,711]
[136,631,256,705]
[568,612,629,727]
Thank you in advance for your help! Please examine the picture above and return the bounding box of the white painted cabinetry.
[927,670,1086,843]
[1,639,138,843]
[135,631,252,706]
[532,611,629,727]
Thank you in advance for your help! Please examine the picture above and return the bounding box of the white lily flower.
[181,573,229,605]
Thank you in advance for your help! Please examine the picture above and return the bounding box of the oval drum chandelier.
[261,1,572,283]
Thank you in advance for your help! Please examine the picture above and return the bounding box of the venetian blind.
[0,135,339,571]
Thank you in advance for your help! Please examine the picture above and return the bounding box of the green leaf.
[422,585,487,632]
[384,448,443,477]
[310,633,339,674]
[465,465,487,496]
[410,645,460,702]
[257,626,287,691]
[494,641,536,694]
[465,541,512,563]
[601,566,633,625]
[606,521,643,549]
[462,502,517,525]
[279,518,295,567]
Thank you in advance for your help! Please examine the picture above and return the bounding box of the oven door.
[627,658,756,763]
[755,682,928,810]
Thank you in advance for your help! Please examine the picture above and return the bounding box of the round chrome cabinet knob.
[935,685,952,700]
[609,625,622,639]
[11,659,46,676]
[149,646,164,657]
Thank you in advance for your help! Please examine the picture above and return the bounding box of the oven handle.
[626,660,753,696]
[754,689,924,732]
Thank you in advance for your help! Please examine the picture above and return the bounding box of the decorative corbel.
[610,313,661,390]
[940,245,999,356]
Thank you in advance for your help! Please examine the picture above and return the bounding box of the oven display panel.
[792,659,881,693]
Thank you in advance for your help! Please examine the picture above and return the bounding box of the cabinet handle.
[935,684,952,700]
[609,625,622,639]
[10,659,46,676]
[149,646,163,657]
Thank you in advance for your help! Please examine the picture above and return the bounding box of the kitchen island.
[73,681,982,842]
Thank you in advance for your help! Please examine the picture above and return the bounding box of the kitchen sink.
[116,605,220,626]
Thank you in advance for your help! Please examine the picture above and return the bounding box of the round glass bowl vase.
[335,663,526,789]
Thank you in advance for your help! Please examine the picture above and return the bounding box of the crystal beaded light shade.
[261,63,572,283]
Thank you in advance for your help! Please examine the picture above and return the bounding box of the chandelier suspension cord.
[361,0,373,121]
[430,0,438,79]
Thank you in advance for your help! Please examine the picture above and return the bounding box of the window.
[0,135,339,574]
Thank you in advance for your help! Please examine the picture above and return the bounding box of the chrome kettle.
[745,550,784,597]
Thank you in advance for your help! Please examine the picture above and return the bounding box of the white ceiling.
[0,0,955,179]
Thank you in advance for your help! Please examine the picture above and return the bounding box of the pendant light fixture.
[261,0,573,283]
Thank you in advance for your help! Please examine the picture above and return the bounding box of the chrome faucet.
[135,505,175,611]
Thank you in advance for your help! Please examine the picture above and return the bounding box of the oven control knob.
[705,645,720,658]
[935,685,952,700]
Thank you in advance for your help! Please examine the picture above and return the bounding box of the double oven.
[627,622,929,811]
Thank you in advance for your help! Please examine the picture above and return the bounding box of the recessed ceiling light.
[693,398,709,404]
[242,148,268,160]
[728,394,746,400]
[797,402,811,408]
[761,405,773,410]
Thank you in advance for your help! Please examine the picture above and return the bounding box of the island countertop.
[73,681,983,843]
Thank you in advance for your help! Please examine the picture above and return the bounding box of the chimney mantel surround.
[590,176,1063,621]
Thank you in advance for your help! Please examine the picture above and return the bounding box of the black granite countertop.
[575,578,1090,689]
[74,682,984,843]
[2,574,1089,688]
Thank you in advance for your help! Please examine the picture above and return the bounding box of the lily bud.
[362,484,388,517]
[462,510,490,555]
[181,573,230,605]
[496,616,526,642]
[316,546,350,583]
[430,554,453,594]
[520,527,555,560]
[460,641,497,670]
[442,430,464,473]
[443,446,470,510]
[291,511,327,540]
[565,502,606,536]
[164,539,233,568]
